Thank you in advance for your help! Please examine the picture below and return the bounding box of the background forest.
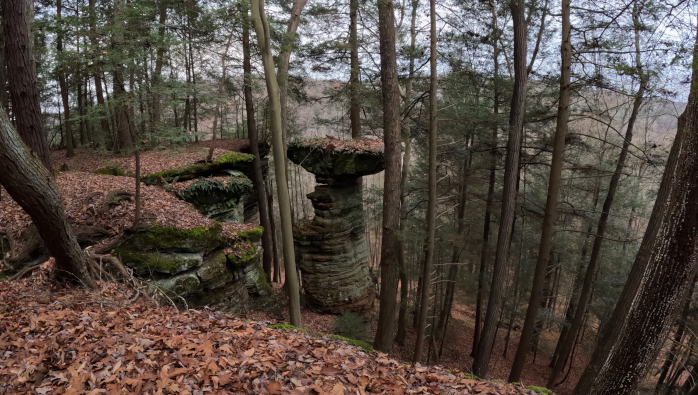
[1,0,698,393]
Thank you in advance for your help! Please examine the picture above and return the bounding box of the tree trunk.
[395,0,418,346]
[349,0,361,138]
[472,0,528,377]
[243,12,274,282]
[437,151,471,345]
[277,0,309,144]
[373,0,403,353]
[111,0,134,153]
[571,31,698,395]
[413,0,437,362]
[0,108,95,288]
[3,0,52,171]
[57,0,74,158]
[151,2,167,129]
[250,0,302,327]
[550,10,647,388]
[87,0,111,143]
[509,0,570,380]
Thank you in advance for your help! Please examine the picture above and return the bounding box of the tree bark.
[510,0,570,380]
[3,0,52,171]
[549,9,647,387]
[395,0,418,346]
[277,0,308,144]
[373,0,403,353]
[57,0,74,158]
[656,277,695,391]
[0,108,95,288]
[250,0,302,327]
[243,11,274,282]
[349,0,361,138]
[151,2,167,129]
[571,31,698,395]
[413,0,437,362]
[110,0,134,153]
[472,0,528,377]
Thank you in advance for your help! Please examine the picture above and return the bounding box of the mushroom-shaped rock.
[287,137,384,314]
[287,137,385,185]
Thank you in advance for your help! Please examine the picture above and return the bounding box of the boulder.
[142,152,256,185]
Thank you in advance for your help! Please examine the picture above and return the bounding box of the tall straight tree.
[413,0,437,362]
[571,29,698,395]
[4,0,52,171]
[373,0,403,352]
[472,0,528,377]
[0,109,94,287]
[57,0,75,158]
[509,0,571,381]
[395,0,418,346]
[249,0,302,327]
[349,0,361,138]
[242,6,274,282]
[277,0,309,143]
[547,3,648,387]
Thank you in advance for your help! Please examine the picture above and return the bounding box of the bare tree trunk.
[4,0,52,171]
[472,0,528,377]
[243,12,273,282]
[550,9,647,388]
[413,0,437,362]
[57,0,74,158]
[349,0,361,138]
[111,0,134,153]
[277,0,309,144]
[510,0,570,380]
[656,278,695,391]
[373,0,403,353]
[250,0,302,327]
[0,109,95,288]
[395,0,418,346]
[571,31,698,395]
[151,2,167,129]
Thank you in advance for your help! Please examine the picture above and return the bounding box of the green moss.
[325,334,374,353]
[237,226,264,242]
[143,152,254,185]
[464,374,479,380]
[226,243,258,267]
[93,167,127,176]
[268,323,308,333]
[526,386,554,394]
[113,224,224,276]
[217,152,254,164]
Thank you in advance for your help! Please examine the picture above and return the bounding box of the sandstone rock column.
[288,137,385,314]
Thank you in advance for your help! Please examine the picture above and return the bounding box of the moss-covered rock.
[244,260,272,296]
[115,224,223,254]
[142,152,255,185]
[150,272,201,299]
[92,167,127,176]
[288,140,385,184]
[176,176,253,224]
[118,251,204,277]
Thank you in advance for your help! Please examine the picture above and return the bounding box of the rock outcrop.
[143,152,265,224]
[114,224,271,312]
[288,137,385,314]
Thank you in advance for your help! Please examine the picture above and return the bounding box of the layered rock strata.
[288,138,385,314]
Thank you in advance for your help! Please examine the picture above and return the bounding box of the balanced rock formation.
[288,137,385,314]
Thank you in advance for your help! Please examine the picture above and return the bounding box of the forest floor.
[0,267,551,395]
[248,286,591,395]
